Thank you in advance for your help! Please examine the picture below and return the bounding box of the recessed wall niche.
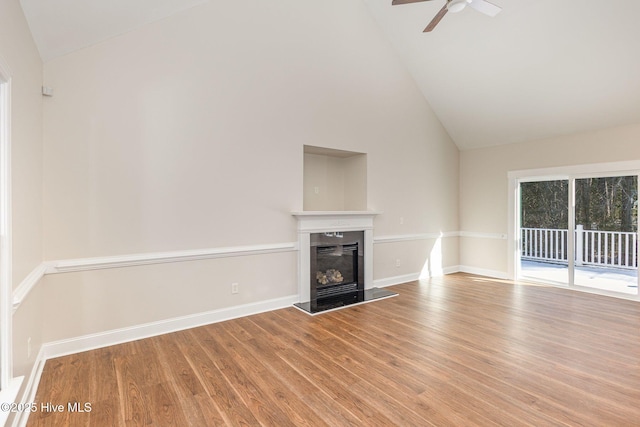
[303,145,367,211]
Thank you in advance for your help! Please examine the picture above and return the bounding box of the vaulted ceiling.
[20,0,640,150]
[364,0,640,149]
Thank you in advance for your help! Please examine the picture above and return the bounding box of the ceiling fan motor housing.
[447,0,472,13]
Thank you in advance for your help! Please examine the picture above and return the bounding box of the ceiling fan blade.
[424,4,448,32]
[467,0,501,17]
[392,0,437,5]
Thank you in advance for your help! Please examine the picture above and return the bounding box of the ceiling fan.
[392,0,502,32]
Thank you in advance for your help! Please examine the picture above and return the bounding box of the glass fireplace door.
[310,231,364,312]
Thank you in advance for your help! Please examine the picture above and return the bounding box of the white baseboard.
[442,265,461,275]
[11,347,46,427]
[458,265,509,280]
[372,265,464,288]
[0,376,24,427]
[42,294,298,360]
[373,273,421,288]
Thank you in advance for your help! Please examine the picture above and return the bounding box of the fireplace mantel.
[291,211,381,233]
[292,211,381,308]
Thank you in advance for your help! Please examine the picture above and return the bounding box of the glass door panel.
[574,176,638,295]
[519,180,569,285]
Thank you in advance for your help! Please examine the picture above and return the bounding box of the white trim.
[507,160,640,182]
[0,56,12,391]
[374,231,507,243]
[441,265,461,275]
[373,231,458,244]
[508,162,640,298]
[459,231,507,240]
[10,347,44,427]
[0,376,23,427]
[458,265,509,280]
[291,211,380,235]
[11,263,47,312]
[507,176,519,280]
[373,273,421,288]
[11,231,498,313]
[11,243,298,313]
[373,265,462,288]
[46,242,298,274]
[291,210,383,216]
[42,294,298,359]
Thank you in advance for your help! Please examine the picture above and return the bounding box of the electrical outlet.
[400,217,404,225]
[395,259,401,268]
[27,337,32,358]
[231,282,239,294]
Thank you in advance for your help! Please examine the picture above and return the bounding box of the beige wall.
[374,236,459,280]
[459,122,640,275]
[0,0,44,413]
[0,0,43,291]
[303,152,368,211]
[41,0,459,342]
[42,252,297,342]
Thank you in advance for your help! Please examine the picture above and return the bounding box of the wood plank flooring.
[27,273,640,426]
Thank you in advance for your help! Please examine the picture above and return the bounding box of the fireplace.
[292,211,397,314]
[309,231,364,312]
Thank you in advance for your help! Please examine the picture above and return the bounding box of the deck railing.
[521,225,638,270]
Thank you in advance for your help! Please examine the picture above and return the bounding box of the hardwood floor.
[28,273,640,426]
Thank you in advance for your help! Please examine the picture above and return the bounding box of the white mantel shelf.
[291,211,381,234]
[291,211,382,216]
[292,211,380,303]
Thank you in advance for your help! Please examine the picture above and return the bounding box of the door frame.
[0,58,12,392]
[508,160,640,301]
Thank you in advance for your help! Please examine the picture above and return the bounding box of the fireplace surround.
[292,211,397,314]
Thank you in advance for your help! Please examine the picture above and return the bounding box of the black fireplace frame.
[309,231,364,312]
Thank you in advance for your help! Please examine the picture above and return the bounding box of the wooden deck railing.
[521,226,638,269]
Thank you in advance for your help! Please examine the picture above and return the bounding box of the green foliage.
[521,181,568,229]
[521,177,637,232]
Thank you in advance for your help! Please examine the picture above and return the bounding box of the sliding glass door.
[517,173,639,296]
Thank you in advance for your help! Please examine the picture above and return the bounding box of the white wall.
[41,0,459,343]
[459,122,640,276]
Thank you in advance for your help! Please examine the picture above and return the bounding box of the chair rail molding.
[12,263,47,312]
[12,242,297,312]
[459,231,507,240]
[374,231,458,244]
[45,242,298,274]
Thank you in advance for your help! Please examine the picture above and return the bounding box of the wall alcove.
[303,145,367,211]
